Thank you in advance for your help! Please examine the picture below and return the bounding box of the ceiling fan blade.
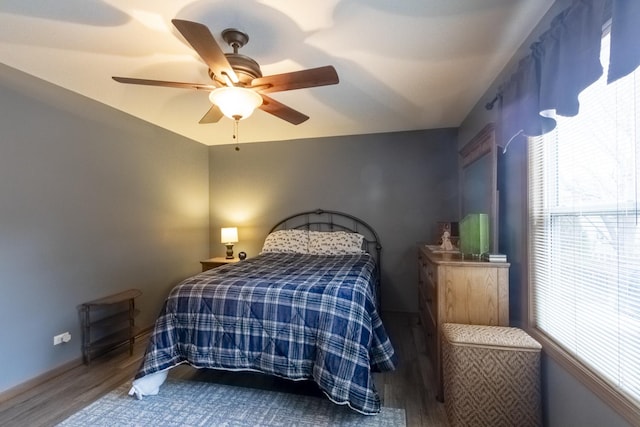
[112,77,217,91]
[259,95,309,125]
[251,66,338,94]
[171,19,238,85]
[199,105,223,124]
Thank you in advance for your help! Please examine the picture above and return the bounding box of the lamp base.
[225,244,234,259]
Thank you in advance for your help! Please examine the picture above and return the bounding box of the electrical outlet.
[53,332,71,345]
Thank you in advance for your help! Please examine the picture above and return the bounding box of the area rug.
[57,378,406,426]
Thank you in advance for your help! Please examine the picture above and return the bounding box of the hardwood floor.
[0,312,448,426]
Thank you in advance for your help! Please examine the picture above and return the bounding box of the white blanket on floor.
[128,370,168,399]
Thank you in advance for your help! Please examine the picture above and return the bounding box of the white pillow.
[261,229,309,254]
[308,231,365,255]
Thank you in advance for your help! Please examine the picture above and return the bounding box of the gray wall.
[458,1,631,425]
[0,64,210,393]
[208,129,459,313]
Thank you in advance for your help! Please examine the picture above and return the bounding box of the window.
[528,31,640,417]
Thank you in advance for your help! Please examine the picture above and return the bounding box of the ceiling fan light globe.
[209,87,262,120]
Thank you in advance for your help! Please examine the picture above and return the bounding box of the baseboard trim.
[0,357,82,403]
[0,326,153,404]
[136,325,153,339]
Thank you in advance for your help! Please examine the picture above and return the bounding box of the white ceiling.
[0,1,554,146]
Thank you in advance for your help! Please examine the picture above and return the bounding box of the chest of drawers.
[418,245,509,400]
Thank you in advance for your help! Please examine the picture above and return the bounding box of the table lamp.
[221,227,238,259]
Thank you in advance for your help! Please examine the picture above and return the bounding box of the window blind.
[528,32,640,407]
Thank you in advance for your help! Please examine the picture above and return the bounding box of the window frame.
[525,133,640,426]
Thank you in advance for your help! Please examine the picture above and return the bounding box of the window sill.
[528,328,640,427]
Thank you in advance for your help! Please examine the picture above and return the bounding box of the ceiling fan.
[113,19,339,125]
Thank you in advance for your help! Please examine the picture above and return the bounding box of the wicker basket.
[442,323,542,427]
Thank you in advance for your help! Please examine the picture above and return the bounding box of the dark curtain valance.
[608,1,640,83]
[499,0,640,140]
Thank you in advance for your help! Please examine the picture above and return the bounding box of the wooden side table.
[80,289,141,365]
[200,256,240,271]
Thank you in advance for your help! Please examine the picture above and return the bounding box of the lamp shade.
[220,227,239,244]
[209,87,263,120]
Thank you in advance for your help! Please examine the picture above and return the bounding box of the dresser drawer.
[419,261,437,314]
[424,260,436,287]
[418,285,436,324]
[422,307,437,364]
[418,285,437,362]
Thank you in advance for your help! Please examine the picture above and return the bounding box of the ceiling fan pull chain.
[233,118,240,151]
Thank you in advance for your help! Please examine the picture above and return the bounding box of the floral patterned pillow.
[261,229,309,254]
[308,231,365,255]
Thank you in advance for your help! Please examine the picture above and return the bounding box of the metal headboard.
[269,209,382,308]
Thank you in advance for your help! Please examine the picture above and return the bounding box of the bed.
[129,209,397,415]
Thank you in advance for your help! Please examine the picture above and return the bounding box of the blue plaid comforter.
[136,252,397,414]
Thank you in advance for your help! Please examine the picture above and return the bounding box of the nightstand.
[200,256,240,271]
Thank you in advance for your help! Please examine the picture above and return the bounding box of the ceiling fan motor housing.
[217,28,262,85]
[226,54,262,84]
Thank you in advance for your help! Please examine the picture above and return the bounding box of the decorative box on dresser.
[417,245,509,400]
